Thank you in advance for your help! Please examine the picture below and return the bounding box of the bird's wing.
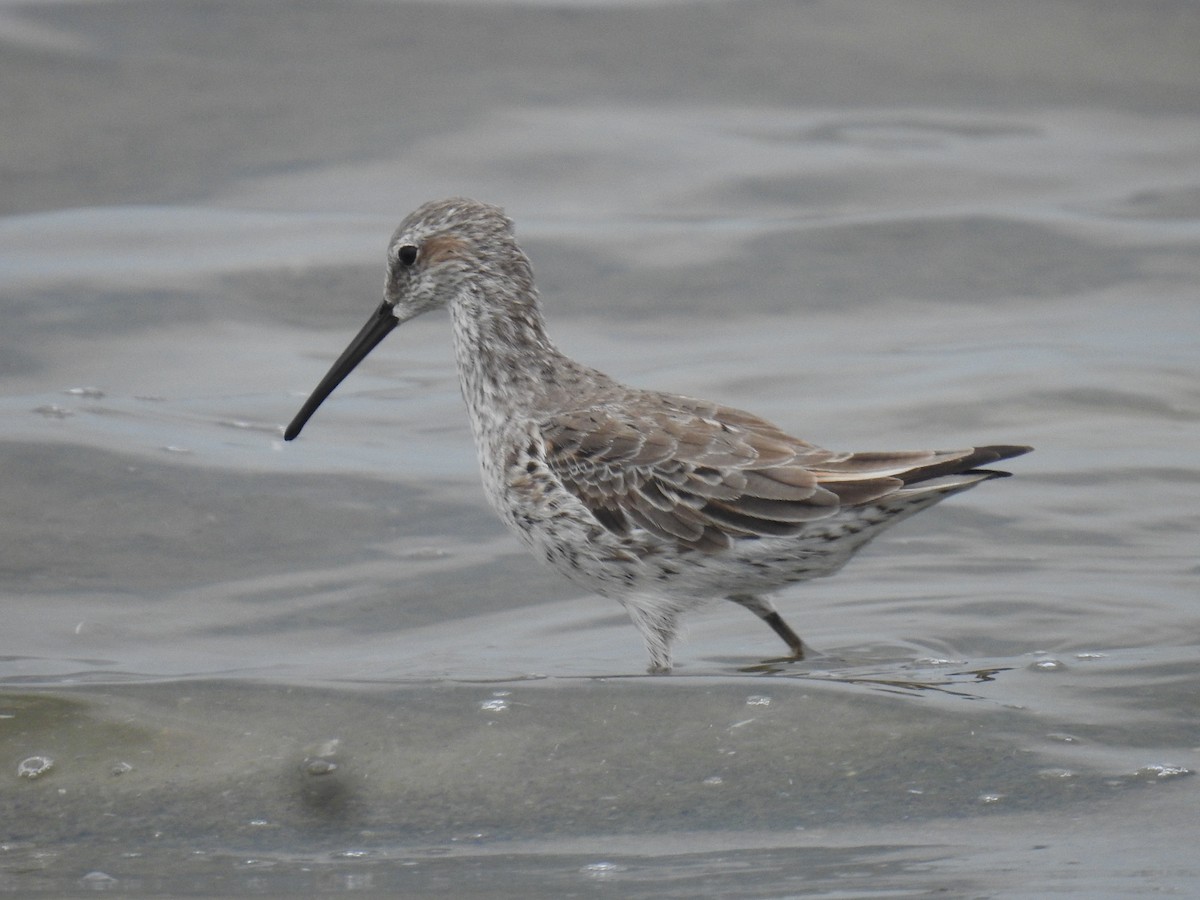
[539,395,931,551]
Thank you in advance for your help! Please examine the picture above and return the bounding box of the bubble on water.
[580,861,626,877]
[80,871,117,889]
[64,387,105,399]
[745,695,772,707]
[702,775,724,786]
[1045,732,1080,743]
[110,761,134,776]
[303,758,338,776]
[914,657,964,667]
[1074,652,1107,660]
[301,738,342,776]
[1135,764,1191,780]
[479,698,509,712]
[17,756,54,779]
[161,445,193,455]
[1029,658,1067,672]
[978,792,1004,804]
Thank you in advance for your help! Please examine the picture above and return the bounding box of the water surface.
[2,1,1198,895]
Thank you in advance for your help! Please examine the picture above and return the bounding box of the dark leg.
[727,594,805,659]
[761,610,805,659]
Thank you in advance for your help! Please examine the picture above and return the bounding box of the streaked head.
[283,198,525,441]
[384,198,527,321]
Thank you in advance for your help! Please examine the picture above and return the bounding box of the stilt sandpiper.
[285,198,1030,672]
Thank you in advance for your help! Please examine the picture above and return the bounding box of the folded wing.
[540,394,1028,552]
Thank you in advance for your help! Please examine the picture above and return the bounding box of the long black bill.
[284,300,399,441]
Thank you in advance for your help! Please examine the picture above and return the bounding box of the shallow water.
[2,0,1199,896]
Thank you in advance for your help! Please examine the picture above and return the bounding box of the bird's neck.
[449,282,567,442]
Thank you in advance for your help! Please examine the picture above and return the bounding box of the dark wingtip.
[983,444,1033,462]
[898,444,1031,485]
[959,444,1033,471]
[958,446,1033,481]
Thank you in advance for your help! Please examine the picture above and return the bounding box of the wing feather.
[538,393,1030,553]
[540,397,841,551]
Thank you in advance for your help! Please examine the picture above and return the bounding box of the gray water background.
[1,0,1199,895]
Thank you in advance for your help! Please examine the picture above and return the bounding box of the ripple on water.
[580,861,626,878]
[479,690,512,712]
[32,405,73,419]
[1134,764,1191,781]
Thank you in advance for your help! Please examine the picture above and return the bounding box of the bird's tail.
[896,444,1032,486]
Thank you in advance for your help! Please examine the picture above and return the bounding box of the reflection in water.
[741,657,1014,700]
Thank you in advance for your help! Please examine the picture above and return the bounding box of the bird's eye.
[397,244,419,267]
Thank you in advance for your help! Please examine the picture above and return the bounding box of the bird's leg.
[623,601,679,674]
[727,593,806,659]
